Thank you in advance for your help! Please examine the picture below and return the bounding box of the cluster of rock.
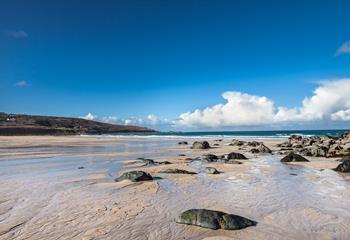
[198,152,247,164]
[277,132,350,157]
[230,139,272,154]
[176,209,257,230]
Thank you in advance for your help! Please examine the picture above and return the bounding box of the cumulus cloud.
[80,113,96,121]
[14,80,30,87]
[3,30,28,39]
[335,40,350,56]
[178,79,350,128]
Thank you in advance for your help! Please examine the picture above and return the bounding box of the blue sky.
[1,0,350,130]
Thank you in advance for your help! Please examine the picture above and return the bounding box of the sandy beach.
[1,135,350,240]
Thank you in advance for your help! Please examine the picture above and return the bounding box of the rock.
[178,154,186,156]
[225,160,243,164]
[176,209,257,230]
[159,169,196,174]
[205,167,220,174]
[213,143,219,146]
[200,154,219,163]
[247,141,261,147]
[214,139,223,142]
[77,166,85,169]
[178,141,188,145]
[334,157,350,172]
[137,158,171,166]
[257,144,272,153]
[191,141,210,149]
[280,152,309,162]
[230,139,245,146]
[158,161,172,165]
[250,148,259,154]
[298,145,328,157]
[222,152,247,160]
[115,171,153,182]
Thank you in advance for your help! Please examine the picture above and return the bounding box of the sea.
[92,129,349,140]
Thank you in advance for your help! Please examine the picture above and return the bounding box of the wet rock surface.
[280,152,310,162]
[115,171,153,182]
[176,209,257,230]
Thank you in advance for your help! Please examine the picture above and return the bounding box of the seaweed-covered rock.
[176,209,257,230]
[191,141,210,149]
[280,152,309,162]
[205,167,220,174]
[115,171,153,182]
[159,169,196,174]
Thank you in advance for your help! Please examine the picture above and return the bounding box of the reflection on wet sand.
[0,136,349,240]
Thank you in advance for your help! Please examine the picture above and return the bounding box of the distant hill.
[0,113,155,135]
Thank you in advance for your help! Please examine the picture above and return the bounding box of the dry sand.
[0,136,350,240]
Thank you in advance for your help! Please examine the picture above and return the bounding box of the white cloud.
[80,113,96,121]
[4,30,28,39]
[178,79,350,128]
[335,41,350,56]
[14,80,30,87]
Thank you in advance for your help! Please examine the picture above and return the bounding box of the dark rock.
[205,167,220,174]
[298,145,328,157]
[334,158,350,172]
[200,154,219,163]
[191,141,210,149]
[222,152,247,160]
[225,160,243,164]
[214,139,223,142]
[178,141,188,145]
[230,139,245,146]
[213,143,220,146]
[250,148,259,154]
[280,152,309,162]
[77,166,85,169]
[158,161,172,165]
[115,171,153,182]
[176,209,257,230]
[159,169,196,174]
[178,154,186,157]
[257,144,272,153]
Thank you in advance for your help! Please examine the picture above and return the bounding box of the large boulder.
[176,209,257,230]
[298,145,328,157]
[159,169,196,174]
[334,158,350,172]
[281,152,309,162]
[115,171,153,182]
[191,141,210,149]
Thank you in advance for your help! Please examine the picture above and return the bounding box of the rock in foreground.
[191,141,210,149]
[280,152,309,162]
[115,171,153,182]
[334,159,350,172]
[176,209,257,230]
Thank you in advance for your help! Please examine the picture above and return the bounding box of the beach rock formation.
[176,209,257,230]
[159,169,196,174]
[191,141,210,149]
[280,152,309,162]
[115,171,153,182]
[334,158,350,172]
[205,167,220,174]
[277,132,350,158]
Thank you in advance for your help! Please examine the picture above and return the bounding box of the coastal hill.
[0,113,155,135]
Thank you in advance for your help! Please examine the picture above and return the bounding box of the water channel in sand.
[1,137,350,239]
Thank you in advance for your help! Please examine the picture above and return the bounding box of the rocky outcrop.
[277,132,350,158]
[115,171,153,182]
[280,152,309,162]
[191,141,211,149]
[176,209,257,230]
[205,167,220,174]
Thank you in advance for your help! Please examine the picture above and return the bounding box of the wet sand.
[0,136,350,240]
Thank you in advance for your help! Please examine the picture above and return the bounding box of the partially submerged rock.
[191,141,210,149]
[176,209,257,230]
[159,169,196,174]
[115,171,153,182]
[280,152,309,162]
[205,167,220,174]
